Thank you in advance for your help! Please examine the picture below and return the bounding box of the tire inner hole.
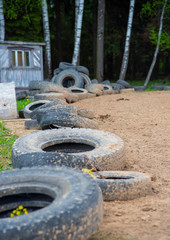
[43,142,95,153]
[0,193,54,219]
[63,78,75,88]
[30,103,45,111]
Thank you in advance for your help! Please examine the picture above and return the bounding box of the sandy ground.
[6,90,170,240]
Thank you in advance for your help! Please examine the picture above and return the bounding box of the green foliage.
[4,0,43,42]
[0,121,18,171]
[17,99,34,113]
[150,28,170,52]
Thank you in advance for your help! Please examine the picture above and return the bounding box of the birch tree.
[42,0,52,79]
[119,0,135,81]
[144,0,168,88]
[72,0,84,66]
[96,0,105,82]
[0,0,5,41]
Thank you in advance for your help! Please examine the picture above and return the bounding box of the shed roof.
[0,40,45,46]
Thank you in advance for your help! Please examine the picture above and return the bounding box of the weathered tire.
[34,93,66,101]
[134,86,146,92]
[76,65,89,76]
[91,79,99,84]
[53,67,61,75]
[93,171,152,201]
[12,128,125,171]
[101,80,111,86]
[102,85,114,95]
[151,85,165,90]
[85,84,103,96]
[117,80,131,88]
[69,87,89,100]
[59,62,76,70]
[0,166,103,240]
[77,109,95,119]
[39,111,99,130]
[40,83,67,94]
[16,90,28,100]
[24,119,41,130]
[52,69,84,88]
[80,73,91,87]
[23,100,50,118]
[29,80,50,90]
[32,105,77,123]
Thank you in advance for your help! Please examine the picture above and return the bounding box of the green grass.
[0,121,18,171]
[17,98,34,113]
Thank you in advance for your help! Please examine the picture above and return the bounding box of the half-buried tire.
[0,166,103,240]
[93,171,152,201]
[12,128,125,171]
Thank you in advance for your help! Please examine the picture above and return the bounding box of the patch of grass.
[17,98,34,113]
[0,121,18,171]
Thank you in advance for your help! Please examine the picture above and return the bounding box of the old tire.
[23,100,50,119]
[76,65,89,76]
[94,171,152,201]
[39,111,99,130]
[32,105,77,123]
[59,62,76,70]
[12,128,125,171]
[24,120,41,130]
[69,87,89,100]
[52,69,84,88]
[0,166,103,240]
[34,93,66,101]
[117,80,131,88]
[77,109,95,119]
[103,85,114,95]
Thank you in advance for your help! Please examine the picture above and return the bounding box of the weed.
[0,121,18,171]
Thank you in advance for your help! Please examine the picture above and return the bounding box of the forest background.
[2,0,170,82]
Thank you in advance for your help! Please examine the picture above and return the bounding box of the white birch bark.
[119,0,135,80]
[144,0,168,88]
[42,0,52,79]
[72,0,84,66]
[96,0,105,82]
[0,0,5,41]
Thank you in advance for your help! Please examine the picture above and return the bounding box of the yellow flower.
[13,210,16,214]
[82,168,96,179]
[16,211,21,216]
[10,213,14,217]
[18,205,23,210]
[6,138,9,141]
[0,121,2,123]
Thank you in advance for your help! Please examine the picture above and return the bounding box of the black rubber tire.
[80,72,91,87]
[29,80,50,90]
[68,87,88,100]
[150,85,165,90]
[24,119,41,130]
[76,65,89,76]
[34,93,66,101]
[53,67,61,75]
[0,166,103,240]
[39,111,99,130]
[164,86,170,90]
[12,128,125,171]
[134,86,146,92]
[59,62,76,70]
[52,69,84,88]
[101,80,111,86]
[93,171,152,201]
[91,79,99,84]
[19,110,25,118]
[32,105,77,123]
[16,90,28,100]
[23,100,50,119]
[103,85,113,95]
[117,80,131,88]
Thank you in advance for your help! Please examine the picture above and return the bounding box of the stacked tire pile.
[0,64,152,240]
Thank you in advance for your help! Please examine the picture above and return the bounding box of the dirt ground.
[6,90,170,240]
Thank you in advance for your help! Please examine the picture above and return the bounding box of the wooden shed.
[0,40,45,88]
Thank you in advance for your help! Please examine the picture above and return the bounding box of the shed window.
[12,50,30,67]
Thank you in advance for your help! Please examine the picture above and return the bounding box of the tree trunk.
[96,0,105,82]
[0,0,5,41]
[72,0,84,66]
[42,0,52,79]
[119,0,135,81]
[93,0,97,77]
[144,0,168,88]
[55,0,62,63]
